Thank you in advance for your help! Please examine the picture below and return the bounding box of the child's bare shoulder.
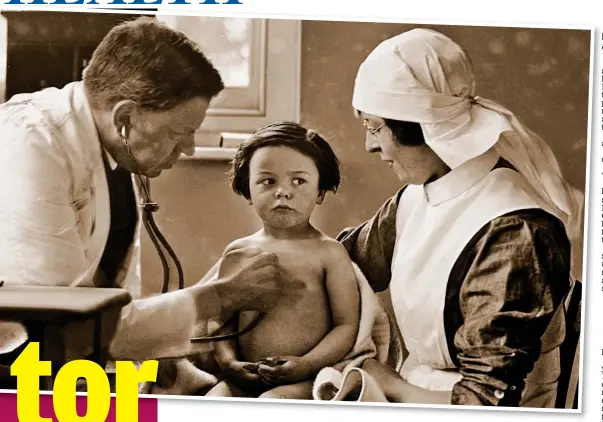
[314,236,356,283]
[223,231,264,254]
[316,234,352,262]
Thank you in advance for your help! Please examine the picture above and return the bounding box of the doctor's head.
[229,121,340,230]
[83,17,224,177]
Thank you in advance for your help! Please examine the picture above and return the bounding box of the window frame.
[177,17,302,162]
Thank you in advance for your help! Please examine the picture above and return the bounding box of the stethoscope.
[119,126,263,344]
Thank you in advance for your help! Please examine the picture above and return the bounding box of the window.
[156,14,302,161]
[0,11,301,160]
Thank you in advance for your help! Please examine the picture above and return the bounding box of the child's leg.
[258,380,314,400]
[205,380,252,398]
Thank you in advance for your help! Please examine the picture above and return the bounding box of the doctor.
[0,17,295,365]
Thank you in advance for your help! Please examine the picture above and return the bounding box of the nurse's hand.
[214,247,302,314]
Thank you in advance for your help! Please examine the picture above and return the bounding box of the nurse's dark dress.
[337,151,571,407]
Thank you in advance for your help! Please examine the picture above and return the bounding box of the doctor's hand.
[213,247,303,314]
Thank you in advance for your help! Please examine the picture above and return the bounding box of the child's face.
[248,145,323,230]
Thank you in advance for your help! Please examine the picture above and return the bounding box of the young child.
[205,121,361,400]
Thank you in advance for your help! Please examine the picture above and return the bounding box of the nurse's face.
[360,112,442,185]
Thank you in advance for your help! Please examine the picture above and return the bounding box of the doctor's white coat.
[0,81,208,361]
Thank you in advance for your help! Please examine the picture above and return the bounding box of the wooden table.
[0,284,132,390]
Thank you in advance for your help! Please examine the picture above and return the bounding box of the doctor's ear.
[111,100,138,138]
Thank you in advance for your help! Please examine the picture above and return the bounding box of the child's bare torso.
[236,233,333,363]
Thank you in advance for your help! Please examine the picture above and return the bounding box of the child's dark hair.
[229,121,341,200]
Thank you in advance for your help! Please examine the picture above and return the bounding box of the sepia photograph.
[0,8,591,412]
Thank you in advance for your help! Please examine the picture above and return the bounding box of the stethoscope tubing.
[121,130,263,344]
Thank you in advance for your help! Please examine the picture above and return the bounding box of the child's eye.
[260,178,275,186]
[292,178,306,186]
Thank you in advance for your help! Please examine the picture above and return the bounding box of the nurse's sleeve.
[450,210,571,406]
[336,189,404,292]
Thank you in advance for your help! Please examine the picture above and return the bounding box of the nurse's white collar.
[423,148,500,206]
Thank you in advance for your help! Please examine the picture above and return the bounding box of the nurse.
[338,28,584,407]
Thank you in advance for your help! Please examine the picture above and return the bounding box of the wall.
[1,11,151,100]
[140,21,591,296]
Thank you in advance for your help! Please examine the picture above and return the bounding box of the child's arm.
[211,239,264,389]
[212,314,240,370]
[211,315,263,390]
[299,241,361,371]
[259,241,360,383]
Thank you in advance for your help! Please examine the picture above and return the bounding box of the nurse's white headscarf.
[353,28,584,282]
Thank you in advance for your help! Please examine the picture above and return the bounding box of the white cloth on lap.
[312,263,401,402]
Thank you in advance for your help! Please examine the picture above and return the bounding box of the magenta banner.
[0,392,158,421]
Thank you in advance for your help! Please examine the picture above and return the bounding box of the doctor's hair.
[229,121,341,201]
[354,109,425,146]
[83,17,224,111]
